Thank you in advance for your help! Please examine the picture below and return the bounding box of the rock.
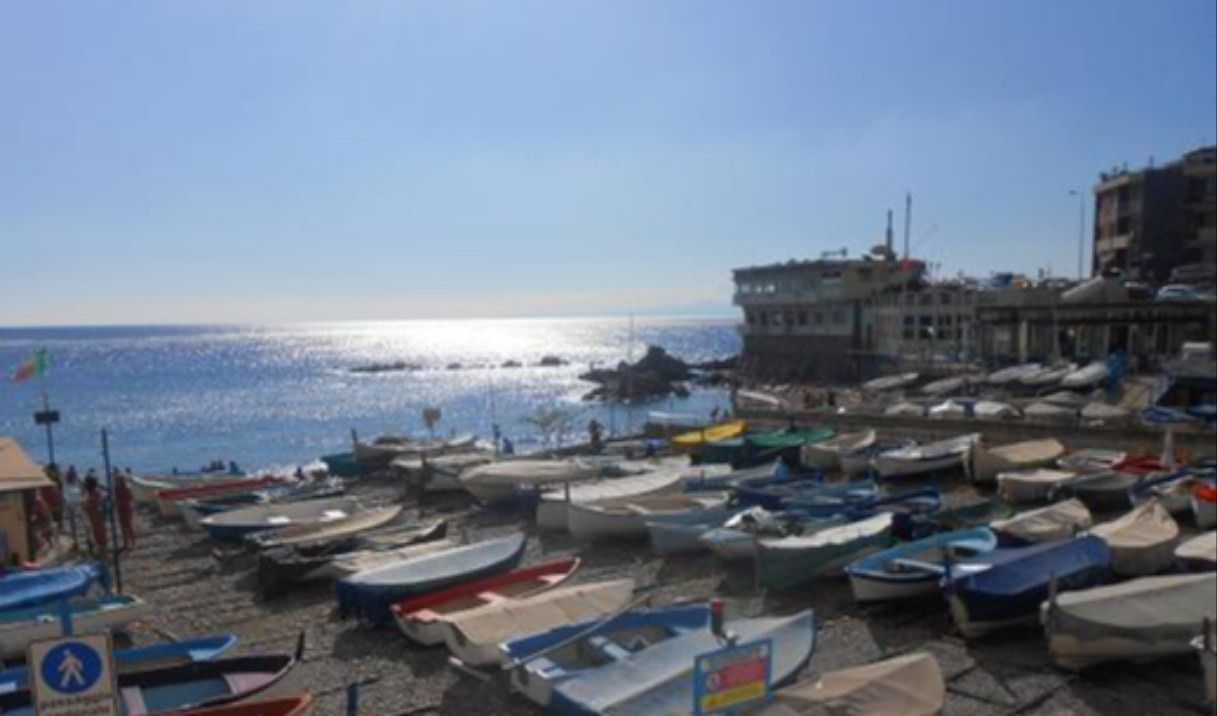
[501,360,522,369]
[538,355,567,367]
[446,362,462,370]
[578,345,695,402]
[349,361,421,374]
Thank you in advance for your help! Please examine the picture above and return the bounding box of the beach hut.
[0,438,53,565]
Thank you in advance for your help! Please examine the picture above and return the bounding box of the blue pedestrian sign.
[28,633,120,716]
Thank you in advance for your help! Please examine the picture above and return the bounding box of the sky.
[2,0,1215,326]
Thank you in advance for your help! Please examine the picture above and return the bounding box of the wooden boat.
[0,637,302,715]
[442,579,637,667]
[1175,531,1217,570]
[391,558,581,646]
[839,439,916,477]
[1055,470,1140,512]
[928,399,967,419]
[180,482,347,530]
[244,504,403,550]
[567,493,730,541]
[670,419,746,449]
[872,434,978,479]
[1020,363,1077,387]
[200,497,367,543]
[549,610,816,716]
[965,438,1066,484]
[697,508,841,562]
[1061,361,1109,389]
[1023,401,1077,424]
[1043,572,1217,670]
[786,483,938,520]
[130,472,241,504]
[1195,480,1217,529]
[1130,470,1209,515]
[883,401,924,417]
[0,634,237,693]
[354,433,476,467]
[502,604,711,707]
[1090,501,1180,576]
[328,539,460,581]
[156,476,291,517]
[394,451,494,493]
[535,460,692,531]
[757,513,895,590]
[862,372,919,392]
[800,429,876,471]
[1081,401,1132,423]
[752,652,945,716]
[845,528,998,602]
[920,375,967,396]
[991,499,1093,544]
[0,562,108,612]
[1057,448,1126,472]
[986,362,1041,385]
[0,595,153,658]
[975,400,1021,419]
[175,694,315,716]
[943,536,1112,638]
[337,533,527,625]
[997,468,1079,504]
[460,459,601,504]
[257,521,448,598]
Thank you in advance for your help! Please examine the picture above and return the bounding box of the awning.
[0,438,53,492]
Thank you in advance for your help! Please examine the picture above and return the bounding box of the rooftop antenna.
[903,193,912,260]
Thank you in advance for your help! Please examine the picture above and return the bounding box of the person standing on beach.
[41,464,64,528]
[114,473,136,550]
[82,475,107,559]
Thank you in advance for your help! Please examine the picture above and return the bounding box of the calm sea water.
[0,318,739,474]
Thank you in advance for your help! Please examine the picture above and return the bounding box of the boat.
[460,459,601,504]
[800,429,876,471]
[986,362,1041,385]
[129,472,242,504]
[548,610,816,716]
[319,451,363,478]
[839,439,917,477]
[395,451,494,493]
[965,438,1066,484]
[535,460,693,531]
[328,538,461,581]
[928,399,968,420]
[670,419,746,449]
[0,562,108,612]
[1195,480,1217,529]
[442,579,637,667]
[872,434,978,479]
[391,558,581,646]
[1130,470,1211,515]
[257,520,447,597]
[757,513,895,590]
[1175,532,1217,571]
[1043,572,1217,670]
[752,652,945,716]
[1055,470,1141,512]
[883,401,924,417]
[645,512,728,555]
[0,634,237,693]
[0,595,153,658]
[681,460,792,492]
[1042,390,1089,407]
[1020,363,1077,388]
[997,468,1079,504]
[180,481,347,531]
[1090,501,1180,576]
[1023,401,1077,424]
[740,427,837,467]
[337,532,527,625]
[156,476,292,517]
[943,535,1112,638]
[920,376,967,396]
[845,528,998,602]
[785,483,936,520]
[354,433,477,467]
[244,504,403,550]
[991,499,1093,544]
[0,637,302,715]
[567,493,730,541]
[200,497,370,543]
[1057,449,1126,473]
[973,400,1020,419]
[175,694,315,716]
[1061,361,1109,389]
[862,372,919,392]
[735,476,871,512]
[1196,626,1217,705]
[502,604,711,708]
[1080,402,1132,423]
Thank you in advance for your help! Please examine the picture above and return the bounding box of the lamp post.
[1069,190,1087,280]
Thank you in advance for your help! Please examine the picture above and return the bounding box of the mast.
[903,193,912,260]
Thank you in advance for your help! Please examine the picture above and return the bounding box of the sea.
[0,318,739,475]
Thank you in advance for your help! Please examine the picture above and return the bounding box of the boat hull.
[0,596,152,659]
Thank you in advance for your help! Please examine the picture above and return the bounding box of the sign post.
[692,639,773,716]
[28,632,121,716]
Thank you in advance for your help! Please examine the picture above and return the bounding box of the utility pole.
[1070,189,1087,280]
[101,429,122,594]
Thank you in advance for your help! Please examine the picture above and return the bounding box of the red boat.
[156,476,290,504]
[176,693,314,716]
[391,557,581,645]
[1113,453,1172,475]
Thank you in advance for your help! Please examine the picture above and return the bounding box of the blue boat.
[549,610,817,716]
[734,475,869,511]
[942,535,1113,638]
[502,604,712,707]
[337,533,526,626]
[0,634,237,694]
[0,562,109,613]
[845,528,998,602]
[683,461,819,494]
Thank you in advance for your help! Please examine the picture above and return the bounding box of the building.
[1179,146,1217,278]
[1092,145,1216,284]
[0,438,53,564]
[864,283,981,365]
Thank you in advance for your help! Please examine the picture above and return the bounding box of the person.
[710,406,721,423]
[41,464,64,528]
[82,475,107,559]
[115,473,136,550]
[30,493,54,554]
[587,419,604,450]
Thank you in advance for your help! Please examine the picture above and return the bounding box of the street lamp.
[1069,190,1087,280]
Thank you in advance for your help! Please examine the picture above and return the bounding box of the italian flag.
[12,348,48,384]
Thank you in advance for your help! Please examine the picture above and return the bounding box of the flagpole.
[101,429,123,594]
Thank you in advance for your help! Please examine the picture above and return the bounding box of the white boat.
[245,504,404,550]
[1023,401,1077,423]
[442,579,636,667]
[800,429,876,471]
[1175,531,1217,569]
[1042,390,1089,407]
[974,400,1020,419]
[1061,361,1109,389]
[862,372,919,392]
[328,539,459,581]
[1195,482,1217,529]
[1090,501,1180,576]
[1058,449,1126,473]
[1080,402,1132,424]
[394,451,494,493]
[846,528,997,603]
[752,652,945,716]
[757,513,895,589]
[1043,572,1217,670]
[0,595,153,658]
[928,400,967,419]
[566,493,730,541]
[1020,363,1077,387]
[459,458,601,504]
[883,401,924,417]
[997,468,1079,504]
[199,497,365,543]
[919,376,967,396]
[872,434,979,479]
[535,459,696,531]
[965,438,1066,484]
[987,362,1042,385]
[991,499,1093,544]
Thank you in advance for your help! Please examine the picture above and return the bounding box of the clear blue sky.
[2,1,1214,325]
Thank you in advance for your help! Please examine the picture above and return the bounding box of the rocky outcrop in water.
[580,345,696,401]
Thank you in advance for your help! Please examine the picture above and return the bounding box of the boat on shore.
[862,372,919,392]
[0,562,109,612]
[567,492,730,541]
[670,419,746,449]
[800,429,876,471]
[1090,501,1180,577]
[156,476,292,517]
[872,434,979,479]
[752,651,945,716]
[997,468,1079,504]
[965,438,1066,484]
[460,458,601,504]
[990,499,1093,544]
[845,528,997,602]
[535,460,695,531]
[175,694,315,716]
[0,595,153,658]
[244,503,403,550]
[757,513,895,590]
[986,362,1041,385]
[1061,361,1109,389]
[200,497,369,543]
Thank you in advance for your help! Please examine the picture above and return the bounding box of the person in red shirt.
[82,475,107,559]
[114,473,136,550]
[40,465,63,529]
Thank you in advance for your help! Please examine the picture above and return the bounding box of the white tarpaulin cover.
[997,469,1079,503]
[754,652,945,716]
[992,499,1093,543]
[1091,501,1180,576]
[1174,531,1217,565]
[449,578,635,647]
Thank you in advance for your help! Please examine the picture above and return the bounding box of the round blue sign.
[40,641,103,695]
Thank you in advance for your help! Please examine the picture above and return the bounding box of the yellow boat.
[671,420,746,448]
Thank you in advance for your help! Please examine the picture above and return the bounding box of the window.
[939,293,952,305]
[919,293,932,306]
[903,327,915,340]
[815,311,824,325]
[745,310,755,325]
[797,310,808,326]
[938,314,953,326]
[760,311,769,326]
[919,315,933,326]
[903,315,915,327]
